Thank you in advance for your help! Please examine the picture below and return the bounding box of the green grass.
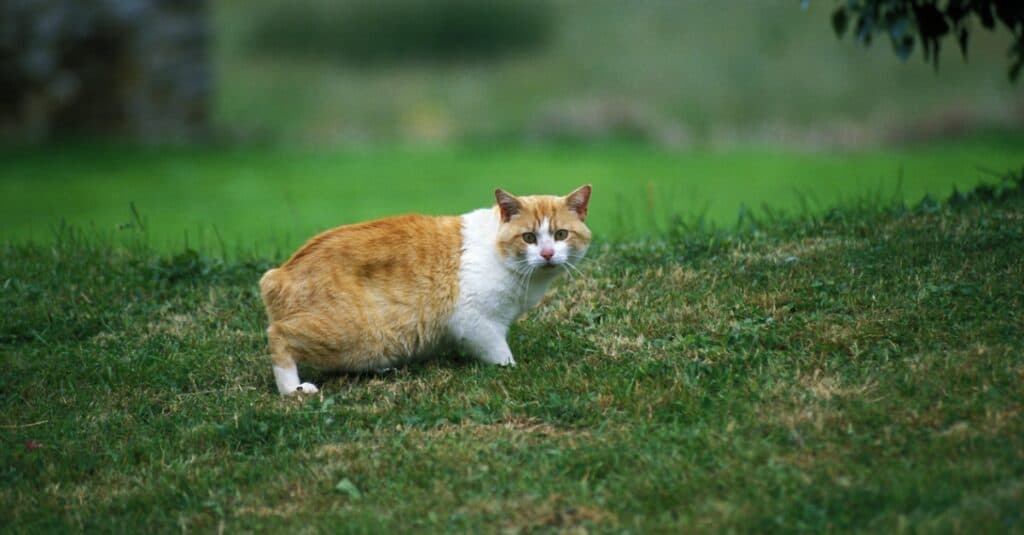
[2,136,1023,255]
[2,178,1022,532]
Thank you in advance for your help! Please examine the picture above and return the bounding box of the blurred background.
[2,0,1023,253]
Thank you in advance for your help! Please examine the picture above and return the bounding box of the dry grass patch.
[757,370,873,434]
[234,490,306,519]
[454,494,617,534]
[146,312,196,339]
[798,368,877,402]
[730,236,862,265]
[583,333,650,359]
[317,417,588,462]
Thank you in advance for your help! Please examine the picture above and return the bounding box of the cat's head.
[494,185,592,271]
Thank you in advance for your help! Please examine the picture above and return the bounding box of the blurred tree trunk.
[0,0,210,143]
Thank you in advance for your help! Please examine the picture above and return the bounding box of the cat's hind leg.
[267,323,319,396]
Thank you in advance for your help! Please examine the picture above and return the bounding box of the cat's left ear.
[565,184,592,221]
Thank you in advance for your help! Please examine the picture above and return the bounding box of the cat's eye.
[521,232,537,244]
[554,229,569,240]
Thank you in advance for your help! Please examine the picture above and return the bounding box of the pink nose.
[540,247,555,260]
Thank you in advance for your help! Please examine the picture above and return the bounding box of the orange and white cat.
[259,185,592,396]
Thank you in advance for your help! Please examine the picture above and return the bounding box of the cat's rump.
[261,214,463,371]
[258,268,285,321]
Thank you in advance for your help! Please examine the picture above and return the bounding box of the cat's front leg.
[460,323,516,367]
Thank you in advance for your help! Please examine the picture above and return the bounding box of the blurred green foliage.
[214,1,1023,145]
[244,0,553,66]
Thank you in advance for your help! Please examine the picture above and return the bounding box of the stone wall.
[0,0,209,142]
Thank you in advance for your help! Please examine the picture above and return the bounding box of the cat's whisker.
[563,260,584,279]
[558,262,576,281]
[511,262,532,279]
[519,266,537,305]
[526,266,540,305]
[513,269,528,307]
[509,261,532,276]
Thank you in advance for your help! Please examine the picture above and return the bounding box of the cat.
[259,185,592,396]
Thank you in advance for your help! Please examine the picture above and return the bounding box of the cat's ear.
[495,189,521,222]
[565,184,592,221]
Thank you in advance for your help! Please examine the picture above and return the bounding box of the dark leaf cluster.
[824,0,1024,81]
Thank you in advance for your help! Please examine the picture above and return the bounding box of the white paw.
[501,357,517,367]
[295,382,319,395]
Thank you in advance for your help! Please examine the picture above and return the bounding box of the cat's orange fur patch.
[260,214,462,371]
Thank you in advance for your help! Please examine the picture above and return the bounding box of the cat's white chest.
[447,209,556,342]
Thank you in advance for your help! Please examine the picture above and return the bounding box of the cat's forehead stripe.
[518,196,567,228]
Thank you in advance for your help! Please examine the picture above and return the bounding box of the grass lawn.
[1,175,1022,532]
[1,135,1022,256]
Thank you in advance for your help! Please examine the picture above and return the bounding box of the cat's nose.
[540,247,555,260]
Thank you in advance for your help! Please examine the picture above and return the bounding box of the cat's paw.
[501,357,517,367]
[295,383,319,395]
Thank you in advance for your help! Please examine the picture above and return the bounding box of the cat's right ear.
[565,184,592,221]
[495,189,521,222]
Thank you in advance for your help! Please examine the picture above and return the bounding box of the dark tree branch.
[817,0,1023,82]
